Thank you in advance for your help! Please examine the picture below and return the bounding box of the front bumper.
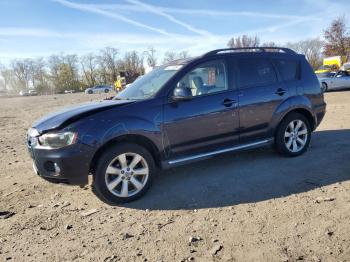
[28,142,94,185]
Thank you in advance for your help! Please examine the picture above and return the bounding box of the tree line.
[227,16,350,69]
[0,46,193,94]
[0,17,349,94]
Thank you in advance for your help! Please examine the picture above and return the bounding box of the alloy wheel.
[105,153,149,198]
[284,119,308,153]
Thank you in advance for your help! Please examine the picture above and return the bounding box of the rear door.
[272,57,302,95]
[234,55,290,143]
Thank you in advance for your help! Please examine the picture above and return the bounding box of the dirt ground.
[0,91,349,262]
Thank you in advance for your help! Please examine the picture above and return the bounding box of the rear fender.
[268,96,313,136]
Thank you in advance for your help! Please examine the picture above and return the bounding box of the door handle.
[275,88,286,96]
[222,98,236,107]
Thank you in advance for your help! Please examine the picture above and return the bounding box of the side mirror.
[172,84,192,101]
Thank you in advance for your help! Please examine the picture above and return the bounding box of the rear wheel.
[93,143,156,204]
[104,89,109,93]
[275,113,311,157]
[321,82,328,92]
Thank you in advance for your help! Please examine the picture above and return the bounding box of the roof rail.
[203,47,296,57]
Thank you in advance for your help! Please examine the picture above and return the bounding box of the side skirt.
[161,139,273,169]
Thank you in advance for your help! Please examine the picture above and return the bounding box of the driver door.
[162,59,239,159]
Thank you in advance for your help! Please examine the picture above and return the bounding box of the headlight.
[38,131,77,149]
[27,127,40,137]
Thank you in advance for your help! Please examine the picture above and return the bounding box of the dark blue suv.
[27,47,326,203]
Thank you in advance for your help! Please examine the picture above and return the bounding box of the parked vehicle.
[85,85,113,94]
[315,56,347,74]
[27,47,326,203]
[28,90,38,96]
[318,70,350,92]
[342,62,350,71]
[20,90,38,96]
[64,90,75,94]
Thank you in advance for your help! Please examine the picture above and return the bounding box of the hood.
[33,99,133,133]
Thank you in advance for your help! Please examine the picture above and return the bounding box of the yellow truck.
[315,56,347,74]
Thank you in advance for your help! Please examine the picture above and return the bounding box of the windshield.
[115,65,181,100]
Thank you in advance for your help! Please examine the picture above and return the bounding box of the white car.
[85,85,113,94]
[317,71,350,92]
[19,90,29,96]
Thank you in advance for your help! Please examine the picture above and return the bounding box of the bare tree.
[323,16,350,58]
[177,50,190,59]
[26,58,49,93]
[227,35,260,48]
[163,51,177,64]
[47,54,81,93]
[145,47,157,68]
[286,38,324,69]
[11,59,31,91]
[48,54,62,93]
[261,41,277,47]
[121,51,145,83]
[81,53,97,87]
[162,50,191,64]
[100,47,119,84]
[0,64,9,91]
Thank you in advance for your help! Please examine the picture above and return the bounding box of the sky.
[0,0,349,63]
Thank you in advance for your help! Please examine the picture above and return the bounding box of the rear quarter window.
[273,59,300,81]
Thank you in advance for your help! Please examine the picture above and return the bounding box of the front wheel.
[275,113,311,157]
[321,82,328,92]
[93,143,156,204]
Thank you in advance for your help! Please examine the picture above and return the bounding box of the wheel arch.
[274,107,315,137]
[89,134,161,175]
[270,96,316,138]
[321,81,328,92]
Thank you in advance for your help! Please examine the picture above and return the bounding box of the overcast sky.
[0,0,349,63]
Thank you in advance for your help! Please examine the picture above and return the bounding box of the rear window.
[273,59,300,81]
[237,58,277,88]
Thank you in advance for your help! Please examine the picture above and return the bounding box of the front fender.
[100,115,161,144]
[79,113,163,154]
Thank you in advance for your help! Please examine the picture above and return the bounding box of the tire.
[104,89,109,93]
[88,90,93,94]
[93,143,156,204]
[275,112,311,157]
[321,82,328,93]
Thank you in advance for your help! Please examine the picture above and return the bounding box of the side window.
[237,58,277,88]
[273,59,300,81]
[336,71,349,77]
[177,60,227,97]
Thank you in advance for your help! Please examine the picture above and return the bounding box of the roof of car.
[203,47,296,56]
[164,47,299,67]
